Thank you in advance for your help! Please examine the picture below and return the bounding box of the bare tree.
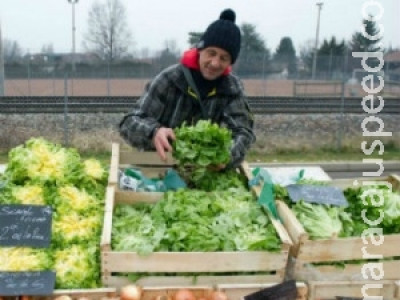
[41,43,54,54]
[3,39,24,63]
[155,40,180,71]
[83,0,132,61]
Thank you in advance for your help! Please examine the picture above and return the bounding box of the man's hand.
[152,127,176,161]
[208,164,227,171]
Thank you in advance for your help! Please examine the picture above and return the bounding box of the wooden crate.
[277,174,400,281]
[0,284,307,300]
[108,142,175,200]
[137,282,308,300]
[307,280,397,300]
[395,280,400,300]
[8,288,117,300]
[22,283,307,300]
[100,182,292,288]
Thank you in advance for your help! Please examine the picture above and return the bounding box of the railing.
[0,96,399,114]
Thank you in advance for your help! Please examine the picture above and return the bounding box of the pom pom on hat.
[220,9,236,22]
[198,9,241,64]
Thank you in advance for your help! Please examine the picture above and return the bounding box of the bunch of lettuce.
[292,200,353,239]
[173,120,233,188]
[53,244,100,289]
[112,188,281,255]
[0,183,47,205]
[0,247,53,271]
[344,183,400,235]
[4,137,82,185]
[0,137,108,288]
[275,179,400,240]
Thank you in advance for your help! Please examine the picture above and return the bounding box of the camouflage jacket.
[119,63,255,168]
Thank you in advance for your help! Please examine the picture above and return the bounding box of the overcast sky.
[0,0,399,56]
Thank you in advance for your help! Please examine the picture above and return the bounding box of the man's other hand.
[152,127,176,161]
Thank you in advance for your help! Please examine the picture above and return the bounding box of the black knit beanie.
[198,9,241,64]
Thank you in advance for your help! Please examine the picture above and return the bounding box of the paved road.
[249,161,400,181]
[1,164,399,179]
[327,170,400,179]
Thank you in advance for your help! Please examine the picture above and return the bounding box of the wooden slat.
[52,287,117,296]
[298,234,400,262]
[104,274,283,288]
[389,174,400,190]
[108,142,120,186]
[308,280,396,300]
[270,217,293,250]
[119,146,175,165]
[118,165,171,178]
[33,288,118,299]
[115,189,163,203]
[240,162,293,249]
[276,200,307,255]
[102,251,288,273]
[104,186,116,212]
[328,174,400,191]
[100,186,115,251]
[295,259,400,281]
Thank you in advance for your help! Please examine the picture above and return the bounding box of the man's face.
[198,47,232,80]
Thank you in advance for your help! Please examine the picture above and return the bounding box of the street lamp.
[67,0,78,73]
[311,2,323,79]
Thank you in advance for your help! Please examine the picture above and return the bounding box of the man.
[119,8,255,169]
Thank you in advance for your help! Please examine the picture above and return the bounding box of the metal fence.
[2,54,399,97]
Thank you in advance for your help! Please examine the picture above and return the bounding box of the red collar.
[180,48,232,76]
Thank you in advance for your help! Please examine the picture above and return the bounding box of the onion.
[120,285,143,300]
[54,296,73,300]
[209,290,229,300]
[155,295,172,300]
[173,289,196,300]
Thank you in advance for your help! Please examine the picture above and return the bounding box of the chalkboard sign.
[0,204,52,248]
[286,184,348,206]
[0,271,55,296]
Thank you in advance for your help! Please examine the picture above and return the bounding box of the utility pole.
[0,23,4,96]
[68,0,78,73]
[311,2,323,80]
[67,0,78,96]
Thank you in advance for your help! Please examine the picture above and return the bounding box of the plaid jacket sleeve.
[119,69,170,150]
[222,77,256,169]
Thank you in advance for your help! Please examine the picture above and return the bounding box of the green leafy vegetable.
[292,200,352,239]
[344,183,400,235]
[0,247,52,271]
[0,137,108,288]
[173,120,232,188]
[112,188,281,254]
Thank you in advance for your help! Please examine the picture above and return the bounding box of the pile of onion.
[120,285,143,300]
[173,289,196,300]
[208,291,228,300]
[118,286,228,300]
[173,289,228,300]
